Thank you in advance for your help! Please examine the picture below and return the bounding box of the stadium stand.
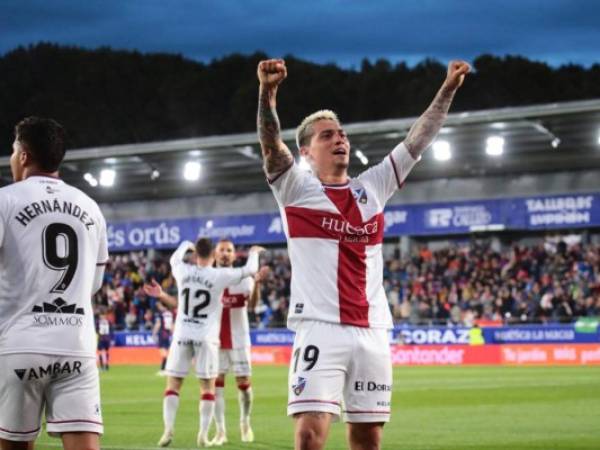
[95,236,600,331]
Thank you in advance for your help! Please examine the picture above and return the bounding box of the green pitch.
[35,365,600,450]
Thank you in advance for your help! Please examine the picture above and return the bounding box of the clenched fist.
[257,59,287,88]
[444,60,471,91]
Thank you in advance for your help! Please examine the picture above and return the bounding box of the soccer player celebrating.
[212,240,266,445]
[143,239,265,448]
[257,59,470,450]
[0,117,108,450]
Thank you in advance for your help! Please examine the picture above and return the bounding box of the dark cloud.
[2,0,599,67]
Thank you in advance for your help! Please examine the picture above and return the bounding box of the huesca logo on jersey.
[292,377,307,396]
[222,292,247,308]
[320,217,378,236]
[31,297,84,327]
[14,360,82,381]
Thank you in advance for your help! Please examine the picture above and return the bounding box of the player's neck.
[23,167,59,180]
[316,171,348,186]
[197,257,213,267]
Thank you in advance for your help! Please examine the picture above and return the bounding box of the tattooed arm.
[257,59,294,174]
[404,60,471,159]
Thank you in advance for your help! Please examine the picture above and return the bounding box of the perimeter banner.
[389,344,600,366]
[108,344,600,366]
[106,192,600,251]
[112,323,600,348]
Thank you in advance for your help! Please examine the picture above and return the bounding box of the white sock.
[163,391,180,431]
[199,394,216,438]
[214,387,226,434]
[238,385,253,427]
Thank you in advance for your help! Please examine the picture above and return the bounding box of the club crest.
[292,377,307,396]
[352,188,368,204]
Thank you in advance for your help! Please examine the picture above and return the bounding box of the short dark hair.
[195,238,214,258]
[14,117,66,172]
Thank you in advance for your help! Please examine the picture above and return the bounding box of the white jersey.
[0,176,108,357]
[268,143,417,330]
[97,318,111,336]
[162,310,174,331]
[170,241,258,344]
[219,277,253,349]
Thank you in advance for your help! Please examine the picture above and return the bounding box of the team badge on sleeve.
[292,377,307,396]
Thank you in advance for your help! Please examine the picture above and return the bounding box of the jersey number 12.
[181,288,211,318]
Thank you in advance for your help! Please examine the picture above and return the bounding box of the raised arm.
[215,246,267,289]
[169,240,195,269]
[248,281,260,311]
[403,60,471,159]
[248,266,269,310]
[257,59,294,174]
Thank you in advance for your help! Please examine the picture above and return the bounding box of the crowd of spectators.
[384,239,600,326]
[93,238,600,331]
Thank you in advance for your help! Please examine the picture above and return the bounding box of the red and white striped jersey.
[268,143,417,330]
[219,277,254,350]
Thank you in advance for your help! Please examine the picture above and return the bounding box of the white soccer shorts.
[218,347,252,377]
[165,338,219,379]
[287,321,392,423]
[0,354,102,441]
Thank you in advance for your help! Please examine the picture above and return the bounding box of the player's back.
[0,176,107,357]
[169,240,258,344]
[171,263,243,344]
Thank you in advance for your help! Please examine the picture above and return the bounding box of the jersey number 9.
[42,223,78,293]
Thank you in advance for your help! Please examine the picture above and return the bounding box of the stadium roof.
[1,98,599,203]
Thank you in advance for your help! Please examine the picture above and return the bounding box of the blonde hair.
[295,110,341,149]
